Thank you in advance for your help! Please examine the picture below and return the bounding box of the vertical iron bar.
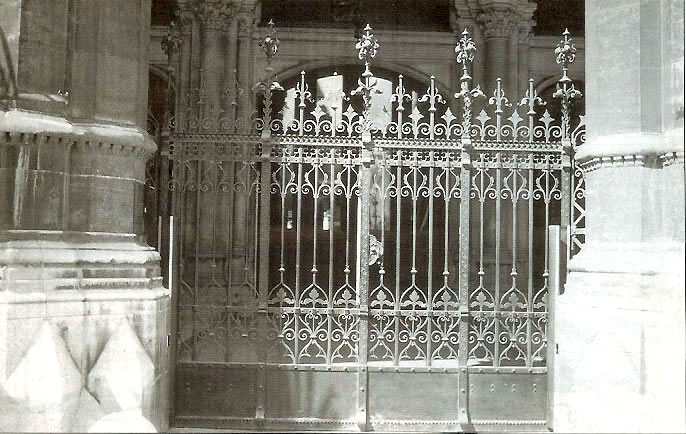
[211,159,218,292]
[494,155,502,366]
[253,159,260,292]
[546,225,561,430]
[396,75,405,140]
[168,157,182,426]
[224,161,234,363]
[394,155,401,366]
[327,150,335,365]
[443,164,451,292]
[457,141,472,426]
[411,153,418,290]
[243,147,252,289]
[224,159,235,364]
[357,139,373,431]
[294,148,303,363]
[256,138,272,421]
[544,155,551,298]
[192,160,201,361]
[560,140,572,268]
[225,148,236,304]
[527,156,534,367]
[312,157,319,289]
[426,155,434,366]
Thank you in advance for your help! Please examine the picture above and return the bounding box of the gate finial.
[352,24,381,136]
[455,28,477,81]
[454,28,484,138]
[260,19,280,62]
[356,24,379,78]
[553,29,582,138]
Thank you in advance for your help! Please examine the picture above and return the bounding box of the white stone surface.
[3,321,82,431]
[554,264,685,433]
[87,410,157,433]
[70,388,106,433]
[87,319,155,414]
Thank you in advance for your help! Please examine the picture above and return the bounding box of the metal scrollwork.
[167,22,585,382]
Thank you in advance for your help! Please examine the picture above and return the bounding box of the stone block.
[69,388,105,433]
[87,318,154,415]
[3,321,81,431]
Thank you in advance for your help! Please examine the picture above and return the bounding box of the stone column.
[175,3,195,130]
[237,10,257,131]
[194,0,234,130]
[507,25,519,101]
[225,17,240,128]
[0,0,169,432]
[476,6,521,288]
[516,6,535,102]
[230,10,257,287]
[477,7,516,96]
[554,1,685,432]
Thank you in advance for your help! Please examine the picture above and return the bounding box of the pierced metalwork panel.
[467,151,559,369]
[367,147,463,366]
[171,140,263,365]
[267,143,362,365]
[162,21,584,431]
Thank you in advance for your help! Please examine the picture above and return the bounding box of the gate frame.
[155,22,585,432]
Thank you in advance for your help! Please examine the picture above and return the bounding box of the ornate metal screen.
[159,23,585,432]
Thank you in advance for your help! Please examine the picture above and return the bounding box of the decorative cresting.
[165,23,586,431]
[168,27,583,145]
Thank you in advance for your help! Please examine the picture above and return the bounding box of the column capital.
[477,7,517,40]
[516,2,536,43]
[193,0,237,32]
[517,20,534,43]
[176,6,195,32]
[237,9,256,35]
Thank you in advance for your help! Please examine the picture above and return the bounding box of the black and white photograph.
[0,0,683,432]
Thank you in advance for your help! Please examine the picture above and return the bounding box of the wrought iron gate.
[159,23,585,431]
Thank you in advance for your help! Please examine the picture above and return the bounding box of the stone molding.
[0,238,160,266]
[0,287,171,305]
[575,131,685,173]
[0,110,157,158]
[568,241,684,276]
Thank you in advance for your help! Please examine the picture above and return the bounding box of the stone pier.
[0,1,170,431]
[553,1,685,432]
